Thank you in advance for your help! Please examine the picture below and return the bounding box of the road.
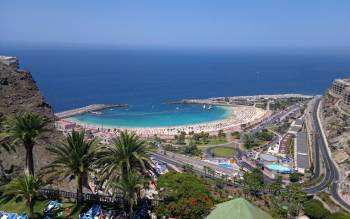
[303,97,350,211]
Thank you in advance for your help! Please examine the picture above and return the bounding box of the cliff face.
[0,62,61,180]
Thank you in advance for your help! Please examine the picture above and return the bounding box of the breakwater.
[55,104,128,119]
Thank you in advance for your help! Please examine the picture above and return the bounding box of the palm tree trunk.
[77,173,83,203]
[129,199,134,216]
[26,146,35,176]
[29,199,34,219]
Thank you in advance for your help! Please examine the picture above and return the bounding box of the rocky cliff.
[0,62,61,181]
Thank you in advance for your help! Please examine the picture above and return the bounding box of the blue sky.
[1,0,349,49]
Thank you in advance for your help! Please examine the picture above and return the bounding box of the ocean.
[1,45,350,113]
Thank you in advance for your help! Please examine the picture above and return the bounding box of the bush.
[325,212,350,219]
[290,172,302,182]
[303,199,330,219]
[156,172,214,218]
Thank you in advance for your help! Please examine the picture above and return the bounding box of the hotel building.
[0,56,18,68]
[329,78,350,113]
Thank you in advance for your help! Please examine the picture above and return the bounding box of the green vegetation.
[272,122,292,135]
[110,171,145,215]
[1,174,46,218]
[0,198,50,218]
[271,183,307,218]
[289,172,302,182]
[303,198,350,219]
[156,172,214,218]
[231,131,241,139]
[44,130,98,203]
[287,137,295,158]
[182,140,201,156]
[326,212,350,219]
[243,129,274,149]
[270,97,304,111]
[243,168,264,195]
[198,137,227,146]
[0,112,49,175]
[96,130,153,179]
[0,198,103,218]
[174,131,186,145]
[210,147,236,156]
[304,199,330,219]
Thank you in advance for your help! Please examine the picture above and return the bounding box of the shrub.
[303,199,329,219]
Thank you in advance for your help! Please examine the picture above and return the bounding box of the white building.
[0,56,18,66]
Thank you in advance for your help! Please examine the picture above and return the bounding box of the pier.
[55,104,128,119]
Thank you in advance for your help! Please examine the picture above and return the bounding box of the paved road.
[303,98,350,211]
[249,103,301,135]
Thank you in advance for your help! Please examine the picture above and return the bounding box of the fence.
[38,189,160,207]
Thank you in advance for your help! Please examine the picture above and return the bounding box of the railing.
[38,189,160,207]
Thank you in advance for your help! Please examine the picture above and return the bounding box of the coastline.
[66,106,234,129]
[61,105,271,138]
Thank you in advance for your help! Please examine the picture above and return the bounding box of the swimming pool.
[266,164,291,173]
[219,163,233,169]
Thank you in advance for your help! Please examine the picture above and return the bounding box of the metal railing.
[38,189,160,207]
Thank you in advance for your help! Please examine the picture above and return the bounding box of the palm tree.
[2,173,45,219]
[111,171,144,215]
[95,130,154,189]
[0,112,49,175]
[44,130,98,202]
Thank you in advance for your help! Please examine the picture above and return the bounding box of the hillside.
[320,90,350,203]
[0,62,61,182]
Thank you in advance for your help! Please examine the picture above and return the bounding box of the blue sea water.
[70,105,231,128]
[1,45,350,127]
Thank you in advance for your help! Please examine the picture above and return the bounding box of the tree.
[2,174,45,219]
[96,130,154,189]
[303,199,329,219]
[243,134,256,149]
[156,172,214,218]
[218,130,225,138]
[0,113,49,175]
[243,168,264,196]
[175,131,186,145]
[182,140,200,156]
[273,183,306,218]
[231,131,241,139]
[289,172,301,182]
[44,130,98,202]
[183,164,194,173]
[111,171,145,215]
[268,175,283,195]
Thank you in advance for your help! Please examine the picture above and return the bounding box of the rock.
[0,62,62,178]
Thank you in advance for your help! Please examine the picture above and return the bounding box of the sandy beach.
[58,106,271,139]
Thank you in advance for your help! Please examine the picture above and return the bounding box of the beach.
[57,105,271,140]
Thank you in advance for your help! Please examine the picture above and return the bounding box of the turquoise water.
[70,104,232,128]
[266,164,291,172]
[219,163,233,169]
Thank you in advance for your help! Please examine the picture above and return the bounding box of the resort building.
[55,120,77,132]
[0,56,18,68]
[329,77,350,113]
[259,153,278,164]
[340,87,350,113]
[330,78,350,98]
[294,132,310,174]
